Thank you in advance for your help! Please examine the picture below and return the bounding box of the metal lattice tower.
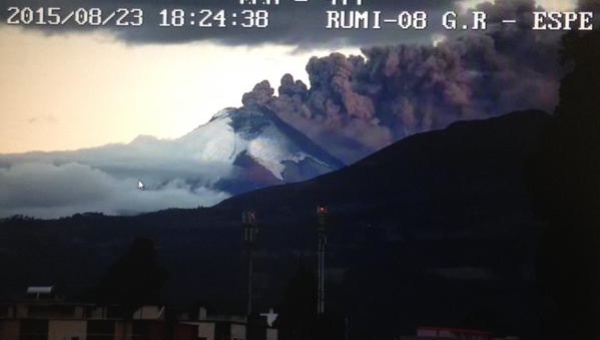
[242,210,259,315]
[316,206,328,315]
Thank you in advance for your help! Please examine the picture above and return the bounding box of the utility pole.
[316,206,329,316]
[242,210,259,316]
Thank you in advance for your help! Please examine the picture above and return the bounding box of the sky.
[0,27,358,153]
[0,0,584,218]
[0,0,577,154]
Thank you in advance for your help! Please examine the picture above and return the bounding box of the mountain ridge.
[0,110,550,338]
[0,107,344,218]
[216,109,549,215]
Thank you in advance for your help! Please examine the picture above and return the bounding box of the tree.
[528,28,600,339]
[278,265,318,340]
[93,237,169,311]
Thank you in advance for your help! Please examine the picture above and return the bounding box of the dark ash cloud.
[241,0,565,162]
[0,0,462,47]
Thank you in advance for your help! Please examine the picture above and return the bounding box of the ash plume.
[242,0,564,163]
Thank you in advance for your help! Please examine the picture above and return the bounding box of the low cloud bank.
[0,161,229,219]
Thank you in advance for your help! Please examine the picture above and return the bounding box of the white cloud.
[0,162,229,219]
[0,126,240,219]
[457,0,577,12]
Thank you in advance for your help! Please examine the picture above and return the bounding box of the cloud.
[241,0,565,162]
[0,0,463,48]
[0,132,239,219]
[27,115,57,125]
[0,0,585,216]
[0,0,585,49]
[0,162,229,219]
[1,135,232,181]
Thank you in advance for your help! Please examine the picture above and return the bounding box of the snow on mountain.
[0,107,344,218]
[180,108,344,182]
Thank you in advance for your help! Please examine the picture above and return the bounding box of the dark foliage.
[0,111,551,338]
[92,237,169,311]
[528,29,600,339]
[277,265,318,340]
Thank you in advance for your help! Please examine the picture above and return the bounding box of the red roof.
[418,326,493,336]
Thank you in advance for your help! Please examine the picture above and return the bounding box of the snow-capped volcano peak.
[181,107,343,185]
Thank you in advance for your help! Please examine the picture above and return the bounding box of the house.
[180,307,278,340]
[0,288,276,340]
[400,326,495,340]
[0,291,196,340]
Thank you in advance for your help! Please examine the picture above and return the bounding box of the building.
[0,300,198,340]
[0,286,194,340]
[400,326,494,340]
[0,287,277,340]
[179,307,278,340]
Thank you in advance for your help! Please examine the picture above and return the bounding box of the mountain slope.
[180,108,344,193]
[0,107,344,218]
[218,109,549,219]
[0,110,551,338]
